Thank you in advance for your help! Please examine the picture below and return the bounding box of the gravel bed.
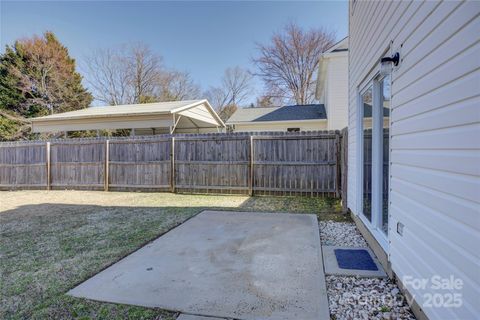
[319,220,368,247]
[326,275,416,320]
[320,221,416,319]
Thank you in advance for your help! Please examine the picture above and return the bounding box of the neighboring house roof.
[226,104,327,124]
[31,99,225,133]
[323,36,349,54]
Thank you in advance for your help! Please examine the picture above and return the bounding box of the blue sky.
[0,1,348,105]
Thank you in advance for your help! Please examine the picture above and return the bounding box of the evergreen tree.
[0,46,25,113]
[0,31,93,118]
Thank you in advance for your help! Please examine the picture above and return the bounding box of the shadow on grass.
[0,195,347,320]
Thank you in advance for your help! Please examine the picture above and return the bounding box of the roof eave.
[30,110,171,123]
[323,36,349,54]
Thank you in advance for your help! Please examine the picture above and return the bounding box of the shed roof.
[226,104,327,124]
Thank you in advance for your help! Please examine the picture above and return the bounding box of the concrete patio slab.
[322,246,387,278]
[68,210,329,320]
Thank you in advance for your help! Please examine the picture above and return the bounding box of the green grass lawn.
[0,191,345,320]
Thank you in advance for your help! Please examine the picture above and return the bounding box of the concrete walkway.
[68,211,329,320]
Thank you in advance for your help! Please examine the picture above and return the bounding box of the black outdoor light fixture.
[380,52,400,76]
[381,52,400,66]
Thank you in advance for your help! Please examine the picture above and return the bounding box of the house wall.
[348,1,480,319]
[231,120,327,132]
[326,53,349,130]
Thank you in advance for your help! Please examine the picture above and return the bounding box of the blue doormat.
[334,249,378,271]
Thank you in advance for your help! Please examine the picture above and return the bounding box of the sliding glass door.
[361,87,373,222]
[359,74,391,246]
[380,76,390,234]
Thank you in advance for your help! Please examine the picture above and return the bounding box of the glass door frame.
[357,72,391,252]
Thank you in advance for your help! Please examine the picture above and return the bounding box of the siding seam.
[390,203,479,316]
[391,176,480,229]
[395,37,480,95]
[392,93,480,124]
[392,115,480,137]
[392,66,480,109]
[400,1,465,61]
[391,164,480,202]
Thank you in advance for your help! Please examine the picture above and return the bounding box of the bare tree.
[84,43,204,106]
[84,44,163,105]
[222,66,253,106]
[252,22,335,105]
[157,70,201,101]
[126,44,162,103]
[255,95,283,108]
[84,48,131,105]
[203,86,229,112]
[204,66,253,121]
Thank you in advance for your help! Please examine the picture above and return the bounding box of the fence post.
[46,142,51,190]
[104,139,109,191]
[170,137,175,193]
[341,128,348,213]
[335,132,341,198]
[249,136,254,196]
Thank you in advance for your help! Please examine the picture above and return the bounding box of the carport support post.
[104,140,109,191]
[46,142,51,190]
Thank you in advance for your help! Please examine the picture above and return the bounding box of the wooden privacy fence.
[0,131,347,197]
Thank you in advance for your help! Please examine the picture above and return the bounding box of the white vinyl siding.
[348,1,480,319]
[326,54,349,130]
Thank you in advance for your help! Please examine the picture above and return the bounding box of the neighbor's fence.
[0,131,347,197]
